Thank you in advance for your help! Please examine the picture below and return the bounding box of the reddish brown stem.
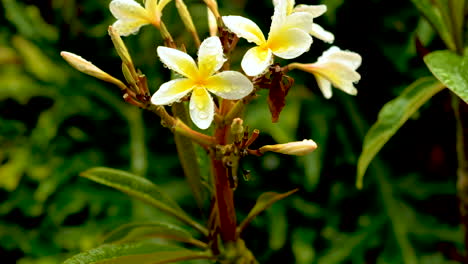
[211,104,237,242]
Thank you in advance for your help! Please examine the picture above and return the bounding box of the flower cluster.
[64,0,362,130]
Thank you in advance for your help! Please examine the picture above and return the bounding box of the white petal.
[269,28,312,59]
[198,36,226,77]
[151,78,194,105]
[314,74,333,99]
[110,0,148,20]
[294,4,326,18]
[269,0,288,35]
[312,62,360,95]
[189,87,214,129]
[241,46,273,76]
[310,24,335,43]
[205,71,253,100]
[222,16,266,45]
[157,46,199,78]
[272,0,295,14]
[112,19,149,36]
[283,12,314,32]
[318,46,362,69]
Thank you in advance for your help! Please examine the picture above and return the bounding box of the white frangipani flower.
[290,46,362,99]
[151,36,253,129]
[222,0,313,76]
[109,0,172,36]
[273,0,334,43]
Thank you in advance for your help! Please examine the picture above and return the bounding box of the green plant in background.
[59,0,362,263]
[357,0,468,262]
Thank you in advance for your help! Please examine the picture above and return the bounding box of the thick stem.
[453,95,468,256]
[212,108,237,242]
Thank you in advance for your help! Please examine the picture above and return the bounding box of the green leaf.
[424,50,468,103]
[103,222,207,249]
[80,167,208,236]
[238,189,298,234]
[356,77,444,189]
[63,241,214,264]
[410,0,456,50]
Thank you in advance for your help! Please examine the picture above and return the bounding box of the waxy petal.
[319,46,361,69]
[312,62,360,96]
[268,28,312,59]
[145,0,158,20]
[310,24,335,43]
[294,4,326,18]
[151,78,194,105]
[314,74,333,99]
[241,46,273,76]
[157,46,199,78]
[189,87,214,129]
[222,16,266,45]
[283,12,314,32]
[198,36,226,77]
[110,0,148,20]
[205,71,254,100]
[269,0,288,36]
[112,19,149,36]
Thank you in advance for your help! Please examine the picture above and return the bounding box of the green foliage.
[80,167,207,235]
[356,77,445,188]
[63,241,212,264]
[424,50,468,103]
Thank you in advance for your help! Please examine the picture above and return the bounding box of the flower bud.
[259,139,317,156]
[207,6,217,36]
[60,51,126,90]
[175,0,200,45]
[108,26,133,66]
[230,118,244,135]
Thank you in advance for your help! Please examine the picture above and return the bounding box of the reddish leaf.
[266,65,295,123]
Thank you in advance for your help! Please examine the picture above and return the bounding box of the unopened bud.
[60,51,126,90]
[108,26,133,66]
[230,118,244,135]
[259,139,317,156]
[122,62,136,86]
[207,6,217,36]
[175,0,200,45]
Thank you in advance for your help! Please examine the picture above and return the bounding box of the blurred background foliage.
[0,0,463,263]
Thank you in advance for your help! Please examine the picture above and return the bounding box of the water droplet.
[198,111,208,119]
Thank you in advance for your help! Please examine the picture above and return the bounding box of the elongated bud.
[203,0,220,20]
[259,139,317,156]
[175,0,200,46]
[108,26,133,66]
[60,51,126,90]
[207,6,217,36]
[122,62,136,86]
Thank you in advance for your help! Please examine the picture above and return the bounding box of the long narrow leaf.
[238,189,298,234]
[80,167,208,236]
[356,77,444,189]
[103,222,207,249]
[410,0,456,50]
[63,241,213,264]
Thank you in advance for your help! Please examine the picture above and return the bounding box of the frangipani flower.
[151,36,253,129]
[222,0,313,76]
[273,0,334,43]
[109,0,172,36]
[289,46,362,99]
